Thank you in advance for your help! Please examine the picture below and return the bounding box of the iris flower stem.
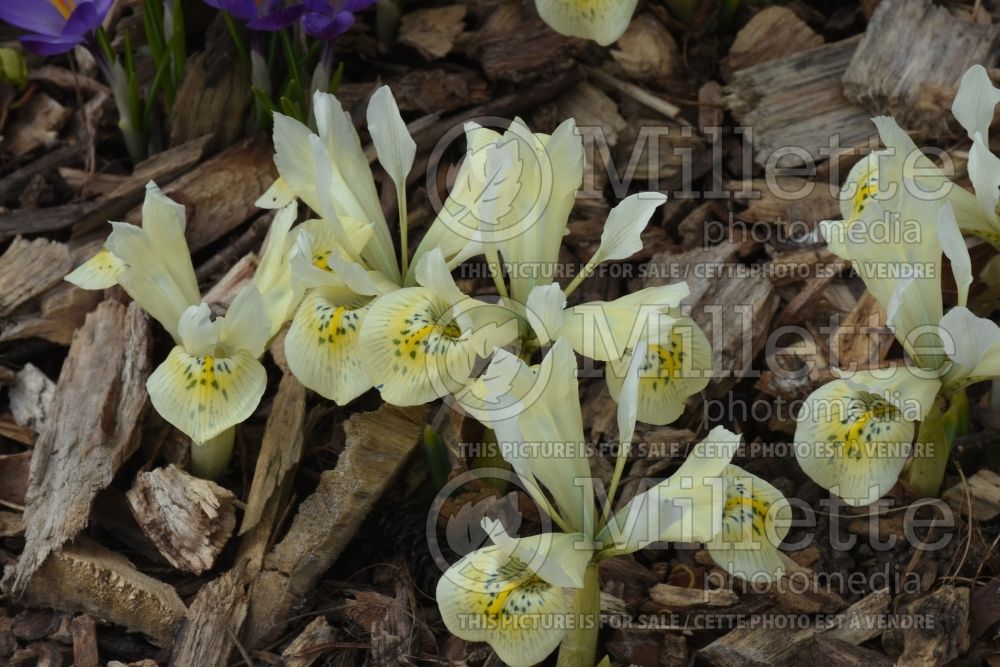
[398,185,409,276]
[599,449,628,532]
[190,428,236,479]
[484,246,509,300]
[905,399,949,497]
[564,259,597,298]
[556,563,600,667]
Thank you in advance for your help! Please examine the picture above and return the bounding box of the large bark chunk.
[243,404,426,647]
[126,465,237,574]
[4,301,151,594]
[16,541,185,646]
[843,0,1000,139]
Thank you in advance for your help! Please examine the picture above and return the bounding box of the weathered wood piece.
[897,585,969,666]
[243,404,426,647]
[240,374,306,535]
[8,364,55,432]
[169,15,250,151]
[128,134,276,253]
[609,14,679,82]
[70,615,99,667]
[648,584,739,609]
[641,241,780,398]
[126,465,237,574]
[3,301,151,593]
[343,587,415,665]
[389,68,489,114]
[4,93,71,157]
[843,0,1000,139]
[398,5,467,60]
[0,137,209,242]
[942,469,1000,521]
[478,19,584,83]
[725,37,876,167]
[0,237,72,317]
[831,290,893,371]
[698,587,890,666]
[0,283,103,347]
[168,566,248,667]
[281,616,336,667]
[722,6,823,79]
[16,541,185,646]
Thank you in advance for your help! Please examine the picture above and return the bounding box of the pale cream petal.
[366,85,416,190]
[475,340,595,534]
[147,347,267,444]
[589,192,666,265]
[535,0,639,46]
[616,340,644,453]
[253,201,299,335]
[483,520,595,589]
[435,545,567,667]
[496,118,583,303]
[952,64,1000,143]
[285,289,373,404]
[359,287,506,405]
[141,182,200,307]
[65,247,125,290]
[794,378,917,506]
[940,307,1000,387]
[605,315,712,425]
[525,284,566,347]
[599,426,740,554]
[217,286,272,359]
[312,90,399,281]
[706,465,791,584]
[255,177,296,209]
[938,204,972,308]
[408,123,504,278]
[272,112,321,211]
[177,303,218,357]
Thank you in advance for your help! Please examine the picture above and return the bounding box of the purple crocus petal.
[341,0,378,13]
[90,0,114,23]
[248,4,306,31]
[19,31,84,55]
[302,9,354,40]
[0,1,67,36]
[62,2,102,36]
[203,0,259,22]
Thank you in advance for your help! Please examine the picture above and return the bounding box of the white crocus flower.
[66,183,298,477]
[438,339,736,665]
[534,0,639,46]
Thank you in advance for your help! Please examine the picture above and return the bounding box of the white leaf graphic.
[471,139,524,227]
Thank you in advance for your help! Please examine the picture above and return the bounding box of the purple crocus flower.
[202,0,305,31]
[0,0,112,56]
[301,0,378,41]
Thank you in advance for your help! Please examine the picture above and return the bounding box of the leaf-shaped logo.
[444,490,523,557]
[472,139,524,228]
